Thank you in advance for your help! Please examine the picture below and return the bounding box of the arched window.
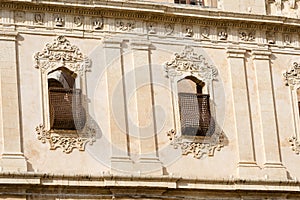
[177,76,211,137]
[47,68,86,131]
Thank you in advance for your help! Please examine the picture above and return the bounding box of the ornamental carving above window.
[34,36,96,153]
[164,46,225,159]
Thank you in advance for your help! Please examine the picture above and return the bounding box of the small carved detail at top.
[288,136,300,154]
[275,0,282,12]
[54,15,64,27]
[218,31,228,40]
[167,129,224,159]
[74,16,83,27]
[267,31,275,44]
[33,35,91,75]
[185,27,193,37]
[147,22,156,34]
[201,27,210,39]
[165,23,174,35]
[116,20,135,31]
[93,18,103,30]
[164,46,218,81]
[283,62,300,88]
[239,31,255,41]
[34,13,44,25]
[14,11,25,23]
[284,34,291,45]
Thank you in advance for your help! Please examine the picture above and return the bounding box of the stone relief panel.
[74,16,83,27]
[54,14,64,27]
[239,30,255,42]
[164,46,225,159]
[147,22,157,34]
[116,20,135,31]
[165,23,174,35]
[34,36,96,154]
[34,13,44,25]
[201,27,210,39]
[93,17,104,30]
[183,25,194,37]
[218,28,228,40]
[14,11,25,23]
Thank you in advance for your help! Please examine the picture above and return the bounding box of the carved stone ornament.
[164,46,217,81]
[283,62,300,88]
[201,27,210,39]
[116,20,135,31]
[147,22,156,34]
[185,27,193,37]
[36,124,96,154]
[165,23,174,35]
[289,0,296,9]
[33,35,91,76]
[14,11,25,23]
[167,129,224,159]
[74,16,83,27]
[289,136,300,154]
[267,31,275,44]
[218,31,228,40]
[34,13,44,25]
[239,31,255,41]
[54,15,64,27]
[284,34,291,45]
[93,18,103,30]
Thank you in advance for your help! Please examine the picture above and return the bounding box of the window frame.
[34,36,95,153]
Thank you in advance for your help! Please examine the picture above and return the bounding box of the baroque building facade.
[1,0,300,199]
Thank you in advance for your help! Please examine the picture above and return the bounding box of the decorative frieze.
[201,27,210,39]
[54,14,64,27]
[74,16,83,27]
[218,29,228,40]
[93,18,103,30]
[34,13,44,25]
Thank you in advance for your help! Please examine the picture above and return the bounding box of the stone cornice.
[1,1,300,33]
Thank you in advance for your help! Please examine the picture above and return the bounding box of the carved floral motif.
[164,46,217,81]
[33,35,91,75]
[36,124,96,154]
[167,129,224,159]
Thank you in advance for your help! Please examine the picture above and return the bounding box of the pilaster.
[252,49,287,180]
[227,48,259,179]
[0,31,27,172]
[103,38,133,173]
[130,40,162,175]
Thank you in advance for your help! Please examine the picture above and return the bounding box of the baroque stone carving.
[34,13,44,24]
[116,20,135,31]
[185,27,193,37]
[284,34,291,45]
[33,35,91,75]
[218,31,228,40]
[267,31,275,44]
[283,62,300,88]
[54,15,64,27]
[167,129,224,159]
[93,18,103,30]
[289,0,296,9]
[14,11,25,23]
[239,31,255,41]
[74,16,83,27]
[201,27,210,39]
[289,136,300,154]
[164,46,217,81]
[147,22,156,34]
[165,24,174,35]
[36,124,96,154]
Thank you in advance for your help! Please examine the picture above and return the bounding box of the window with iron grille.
[48,68,86,131]
[177,76,211,137]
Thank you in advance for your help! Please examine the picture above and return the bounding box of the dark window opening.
[174,0,203,6]
[178,77,211,137]
[48,68,86,131]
